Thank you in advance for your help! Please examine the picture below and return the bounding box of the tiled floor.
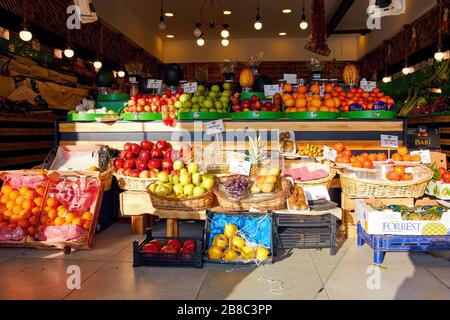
[0,222,449,300]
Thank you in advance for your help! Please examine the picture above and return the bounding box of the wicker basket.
[100,166,114,191]
[215,177,291,211]
[294,169,337,190]
[338,167,433,198]
[114,173,157,191]
[148,180,217,211]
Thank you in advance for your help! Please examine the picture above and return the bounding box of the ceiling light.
[166,34,174,38]
[165,12,174,17]
[94,60,102,70]
[19,27,32,42]
[435,51,445,62]
[282,9,292,14]
[221,39,229,47]
[300,20,308,30]
[254,4,262,30]
[223,10,232,15]
[382,76,392,83]
[158,0,166,30]
[408,67,415,74]
[299,1,308,30]
[118,70,126,78]
[64,47,74,58]
[279,32,287,36]
[194,22,202,37]
[221,24,230,38]
[402,67,410,75]
[197,35,205,47]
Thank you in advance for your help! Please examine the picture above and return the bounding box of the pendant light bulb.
[197,35,205,47]
[299,20,308,30]
[434,51,445,62]
[382,76,392,83]
[221,25,230,39]
[194,28,202,38]
[254,7,262,30]
[221,39,229,47]
[118,70,126,78]
[19,27,32,42]
[402,67,410,75]
[94,60,102,70]
[158,19,166,31]
[64,47,74,58]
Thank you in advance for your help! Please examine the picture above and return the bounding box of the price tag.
[323,146,337,162]
[380,135,399,148]
[283,74,298,85]
[264,84,281,97]
[183,82,198,94]
[319,84,325,97]
[360,78,377,92]
[298,79,305,86]
[229,160,252,176]
[129,77,137,83]
[411,150,431,164]
[147,79,162,89]
[205,120,225,135]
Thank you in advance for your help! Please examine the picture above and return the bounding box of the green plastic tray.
[341,111,397,119]
[232,111,283,120]
[67,113,106,122]
[284,112,339,120]
[240,92,266,100]
[121,113,162,121]
[177,112,229,120]
[98,93,130,101]
[96,101,128,113]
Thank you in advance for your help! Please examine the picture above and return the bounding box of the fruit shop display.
[282,84,340,114]
[333,143,387,167]
[386,166,414,182]
[297,144,324,158]
[67,98,117,121]
[250,169,281,194]
[279,131,296,154]
[141,238,197,255]
[229,93,282,114]
[207,223,269,262]
[148,162,215,198]
[425,164,450,199]
[177,84,231,115]
[337,87,395,113]
[429,164,450,184]
[390,147,421,163]
[223,175,250,200]
[0,180,47,240]
[287,185,309,211]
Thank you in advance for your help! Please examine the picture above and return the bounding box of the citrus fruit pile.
[0,184,46,236]
[391,147,421,162]
[282,83,340,113]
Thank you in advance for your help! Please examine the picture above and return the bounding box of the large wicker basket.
[214,177,291,212]
[294,169,337,190]
[114,173,157,191]
[338,167,433,198]
[148,180,217,211]
[100,166,115,191]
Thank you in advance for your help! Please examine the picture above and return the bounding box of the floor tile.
[197,264,324,300]
[0,248,28,258]
[272,249,315,268]
[0,258,104,300]
[426,268,450,288]
[410,252,450,268]
[66,262,207,300]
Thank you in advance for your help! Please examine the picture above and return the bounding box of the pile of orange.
[282,84,340,113]
[39,195,93,231]
[0,184,46,236]
[386,166,414,182]
[333,143,388,168]
[391,147,421,162]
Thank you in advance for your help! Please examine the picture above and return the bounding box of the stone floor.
[0,221,449,300]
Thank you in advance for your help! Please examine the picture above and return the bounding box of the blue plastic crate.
[357,224,450,265]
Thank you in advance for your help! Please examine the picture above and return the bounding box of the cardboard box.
[356,198,450,236]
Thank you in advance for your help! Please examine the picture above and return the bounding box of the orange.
[10,214,20,222]
[392,153,403,162]
[58,210,68,218]
[323,93,332,100]
[31,207,40,216]
[324,83,334,93]
[46,197,58,208]
[3,210,12,218]
[82,221,91,230]
[17,219,30,229]
[319,107,330,112]
[282,93,292,102]
[8,190,20,201]
[403,155,413,162]
[0,195,8,205]
[82,212,93,221]
[308,107,319,112]
[57,205,66,212]
[295,99,307,108]
[283,84,293,93]
[72,217,82,226]
[1,184,13,195]
[12,205,21,215]
[284,99,295,107]
[324,99,335,108]
[298,107,307,112]
[397,147,409,157]
[27,226,36,236]
[48,210,58,220]
[22,199,33,211]
[44,206,54,213]
[19,210,31,219]
[411,154,421,162]
[54,217,65,226]
[19,187,30,196]
[6,200,15,211]
[310,84,320,94]
[65,213,75,224]
[23,190,36,200]
[15,195,25,206]
[393,166,405,175]
[39,215,49,225]
[36,186,46,197]
[34,197,43,207]
[297,86,307,94]
[333,98,341,108]
[310,99,321,108]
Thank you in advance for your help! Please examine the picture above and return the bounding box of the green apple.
[157,171,169,183]
[203,100,214,109]
[192,173,202,186]
[175,101,183,109]
[214,101,223,109]
[192,104,200,111]
[194,92,201,97]
[184,184,195,197]
[193,186,207,197]
[180,173,192,186]
[173,160,184,171]
[180,93,190,103]
[188,163,199,174]
[169,174,180,185]
[211,85,220,92]
[199,108,208,112]
[191,97,198,104]
[173,183,184,196]
[198,85,206,92]
[183,101,192,109]
[155,185,171,197]
[149,183,157,194]
[198,96,206,104]
[209,108,217,113]
[208,91,217,99]
[223,83,232,91]
[222,89,231,96]
[220,96,230,106]
[180,168,188,175]
[202,175,215,191]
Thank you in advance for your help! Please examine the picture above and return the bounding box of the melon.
[343,64,360,85]
[239,68,255,88]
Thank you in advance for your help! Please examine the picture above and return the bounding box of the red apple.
[125,151,135,160]
[124,143,133,152]
[183,240,196,250]
[142,244,159,253]
[151,149,164,159]
[141,141,154,151]
[164,148,173,161]
[155,140,168,152]
[148,159,161,170]
[161,159,173,172]
[180,246,195,254]
[139,150,151,163]
[131,144,141,156]
[167,239,182,250]
[149,240,162,249]
[119,151,128,159]
[113,158,124,170]
[130,169,140,178]
[123,169,132,176]
[136,160,148,172]
[161,246,178,254]
[124,159,136,170]
[139,170,150,179]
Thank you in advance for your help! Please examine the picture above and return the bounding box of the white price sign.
[147,79,162,89]
[264,85,281,97]
[229,160,252,176]
[283,74,298,85]
[411,150,431,164]
[205,119,225,135]
[129,77,138,83]
[381,135,399,148]
[183,82,198,94]
[323,146,337,162]
[360,78,377,92]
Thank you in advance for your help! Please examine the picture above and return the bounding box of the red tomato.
[438,167,447,176]
[444,173,450,181]
[439,178,445,183]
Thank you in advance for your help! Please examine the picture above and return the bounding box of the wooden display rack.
[340,193,414,239]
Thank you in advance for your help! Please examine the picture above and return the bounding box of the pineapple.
[248,136,269,177]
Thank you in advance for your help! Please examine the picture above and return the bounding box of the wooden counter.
[58,119,407,154]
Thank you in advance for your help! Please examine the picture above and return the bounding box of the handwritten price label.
[205,120,225,135]
[360,78,377,92]
[229,160,252,176]
[323,146,337,162]
[284,74,298,85]
[264,85,281,97]
[183,82,198,94]
[411,150,431,164]
[381,135,399,148]
[147,79,162,89]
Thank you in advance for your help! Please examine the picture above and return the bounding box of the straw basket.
[114,173,157,191]
[215,177,291,212]
[294,169,337,190]
[148,180,218,211]
[100,166,114,191]
[338,167,433,198]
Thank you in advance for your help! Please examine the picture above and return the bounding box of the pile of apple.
[113,140,192,179]
[148,162,215,198]
[141,238,197,255]
[177,84,231,113]
[230,94,281,113]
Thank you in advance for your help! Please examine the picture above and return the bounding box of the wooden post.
[166,218,179,238]
[131,215,147,235]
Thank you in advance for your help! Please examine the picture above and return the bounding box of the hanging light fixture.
[94,59,103,70]
[254,0,262,30]
[158,0,166,30]
[382,41,391,83]
[221,24,230,38]
[299,0,308,30]
[402,25,411,75]
[197,34,205,46]
[117,70,126,78]
[435,0,445,62]
[19,1,32,42]
[221,38,229,46]
[64,30,75,58]
[193,22,202,37]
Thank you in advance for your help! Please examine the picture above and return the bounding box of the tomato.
[443,173,450,181]
[334,143,345,153]
[445,179,450,184]
[362,159,374,169]
[386,171,401,181]
[439,178,445,183]
[438,167,447,177]
[343,149,353,158]
[352,160,363,168]
[393,166,406,176]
